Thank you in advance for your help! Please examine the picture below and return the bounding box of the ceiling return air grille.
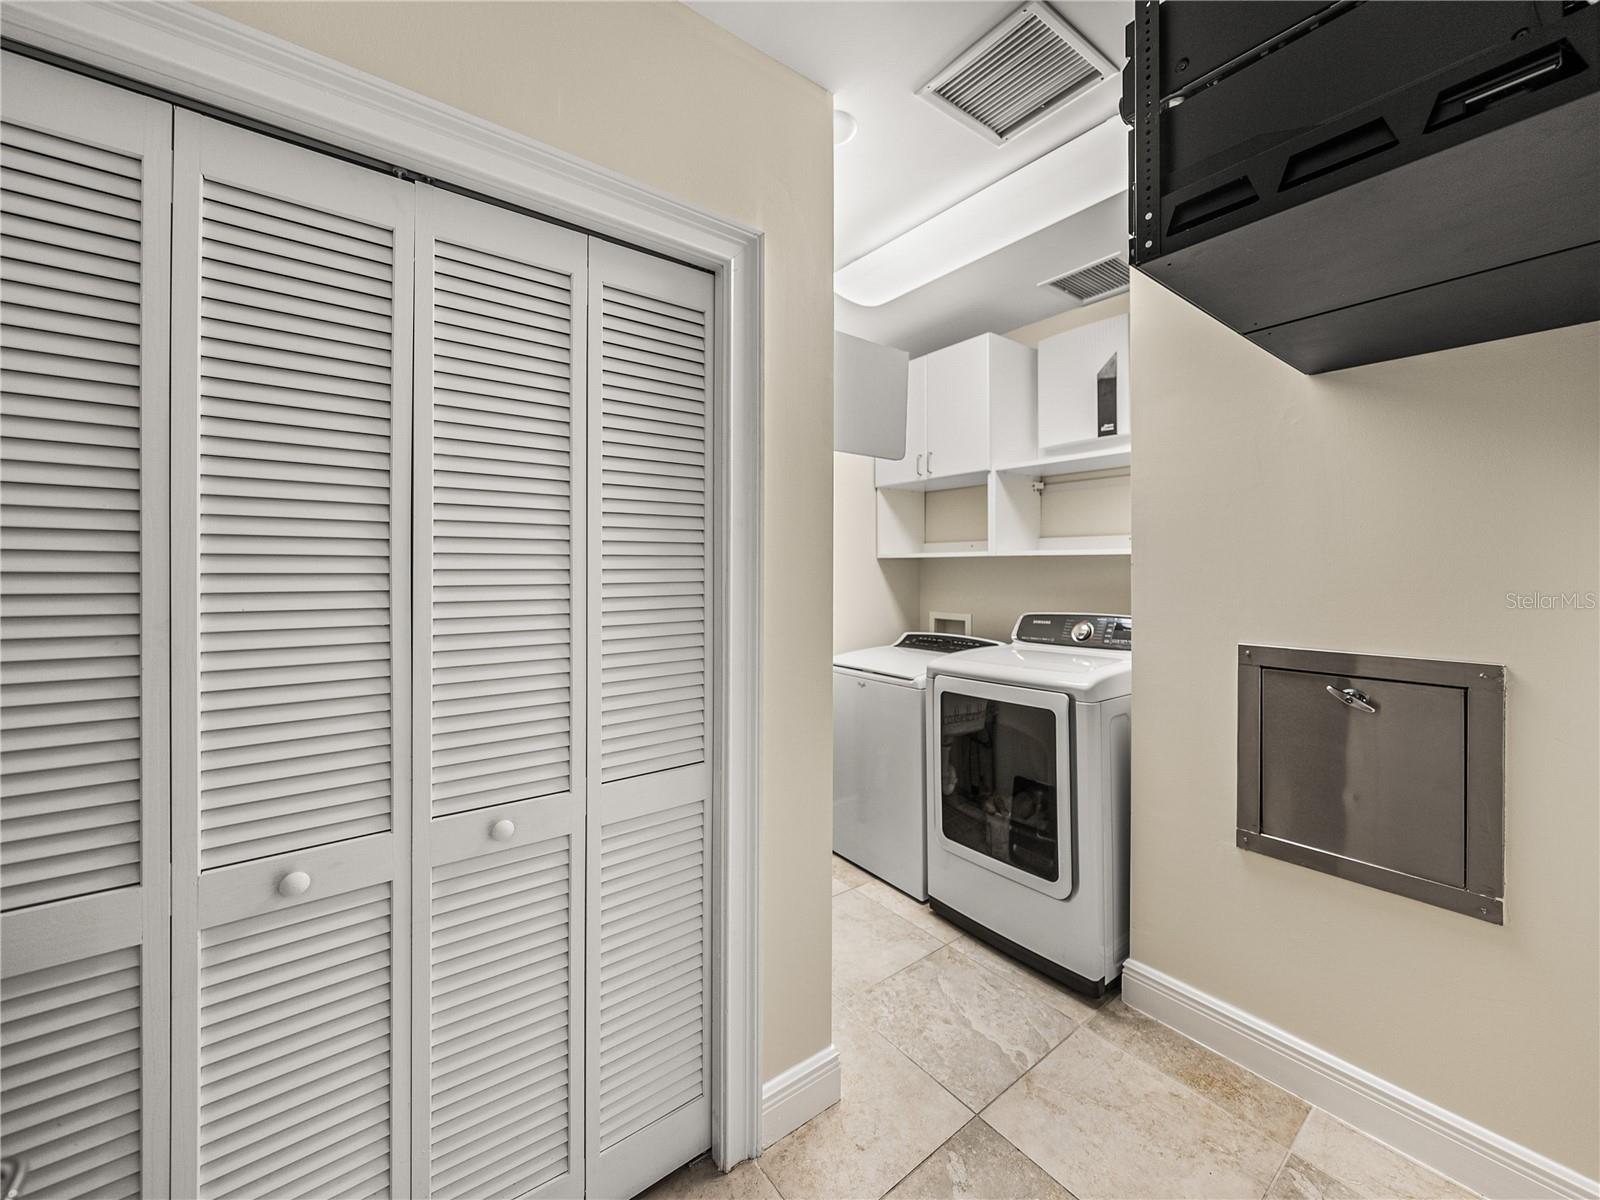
[922,2,1116,144]
[1041,254,1130,301]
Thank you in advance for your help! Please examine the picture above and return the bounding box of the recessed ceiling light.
[833,110,858,147]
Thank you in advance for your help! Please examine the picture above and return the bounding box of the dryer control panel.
[1013,613,1132,651]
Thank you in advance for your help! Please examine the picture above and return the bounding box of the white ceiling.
[688,0,1133,351]
[836,192,1126,357]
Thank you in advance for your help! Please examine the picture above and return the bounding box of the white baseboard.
[1122,960,1599,1200]
[760,1043,841,1150]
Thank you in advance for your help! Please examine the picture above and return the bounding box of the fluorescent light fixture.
[834,114,1127,308]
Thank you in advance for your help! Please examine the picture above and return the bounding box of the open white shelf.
[879,540,991,559]
[878,476,1132,560]
[995,433,1131,478]
[881,537,1129,559]
[1004,534,1131,557]
[875,468,990,493]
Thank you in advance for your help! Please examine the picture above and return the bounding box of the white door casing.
[0,50,172,1200]
[168,109,415,1199]
[412,184,590,1200]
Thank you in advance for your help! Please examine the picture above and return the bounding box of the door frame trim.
[0,0,766,1171]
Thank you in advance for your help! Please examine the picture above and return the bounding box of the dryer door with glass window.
[931,676,1075,900]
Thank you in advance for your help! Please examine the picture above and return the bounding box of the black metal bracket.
[1131,0,1162,265]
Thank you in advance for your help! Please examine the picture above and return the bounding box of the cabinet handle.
[490,818,516,842]
[276,870,312,898]
[927,451,934,475]
[1326,685,1377,714]
[915,452,923,476]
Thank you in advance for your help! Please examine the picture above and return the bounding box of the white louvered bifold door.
[168,111,414,1200]
[585,241,715,1199]
[0,53,172,1200]
[412,187,588,1200]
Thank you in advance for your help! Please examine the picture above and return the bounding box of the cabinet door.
[0,52,172,1200]
[923,336,990,479]
[1038,313,1128,452]
[169,110,415,1198]
[412,185,588,1200]
[874,356,926,487]
[586,241,713,1199]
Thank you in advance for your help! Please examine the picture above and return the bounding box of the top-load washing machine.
[833,632,996,899]
[926,613,1132,995]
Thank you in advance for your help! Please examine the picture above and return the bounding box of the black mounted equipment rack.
[1121,1,1600,374]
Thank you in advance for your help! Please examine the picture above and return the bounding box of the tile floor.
[643,857,1479,1200]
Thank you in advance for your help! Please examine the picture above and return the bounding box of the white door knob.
[489,819,516,842]
[276,870,312,898]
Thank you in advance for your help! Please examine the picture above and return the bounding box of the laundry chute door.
[586,241,715,1198]
[168,111,414,1200]
[411,185,588,1200]
[0,52,172,1200]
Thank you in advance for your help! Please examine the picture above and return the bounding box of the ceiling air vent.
[921,2,1116,144]
[1041,255,1130,302]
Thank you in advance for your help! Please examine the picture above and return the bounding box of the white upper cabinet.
[1037,312,1129,454]
[877,333,1035,489]
[874,358,926,487]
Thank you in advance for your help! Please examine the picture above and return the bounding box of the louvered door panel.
[426,796,582,1200]
[413,186,587,1200]
[193,841,399,1200]
[0,52,171,1199]
[171,112,413,1200]
[193,165,401,869]
[418,188,584,818]
[586,241,714,1199]
[0,898,146,1200]
[596,798,706,1148]
[596,268,709,783]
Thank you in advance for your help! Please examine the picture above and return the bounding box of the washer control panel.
[894,632,998,654]
[1013,613,1132,651]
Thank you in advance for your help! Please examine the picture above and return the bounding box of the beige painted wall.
[834,452,920,653]
[1130,272,1600,1176]
[205,0,835,1082]
[919,556,1132,642]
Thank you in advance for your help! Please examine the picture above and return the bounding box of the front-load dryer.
[833,632,996,899]
[925,613,1131,995]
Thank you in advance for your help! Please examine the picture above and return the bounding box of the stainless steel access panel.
[1237,645,1505,924]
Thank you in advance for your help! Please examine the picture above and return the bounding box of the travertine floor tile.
[639,1155,781,1200]
[947,934,1100,1023]
[760,1002,970,1200]
[859,944,1078,1110]
[885,1117,1078,1200]
[1289,1111,1476,1199]
[1266,1154,1362,1199]
[832,887,944,995]
[1087,998,1310,1146]
[832,854,874,895]
[857,877,963,944]
[983,1027,1288,1200]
